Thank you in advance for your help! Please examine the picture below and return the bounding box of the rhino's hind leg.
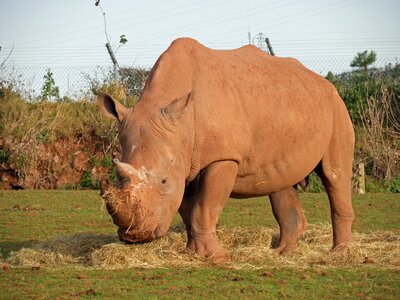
[185,161,238,262]
[317,102,355,248]
[269,187,308,254]
[317,155,354,248]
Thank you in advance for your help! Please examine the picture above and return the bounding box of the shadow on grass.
[3,233,119,266]
[0,241,36,259]
[38,232,119,260]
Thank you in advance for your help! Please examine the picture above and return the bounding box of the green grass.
[0,190,399,299]
[1,266,399,299]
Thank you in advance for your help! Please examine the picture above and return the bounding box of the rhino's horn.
[114,159,147,182]
[114,159,132,178]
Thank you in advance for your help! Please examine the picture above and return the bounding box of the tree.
[41,69,60,101]
[350,50,377,73]
[95,1,128,80]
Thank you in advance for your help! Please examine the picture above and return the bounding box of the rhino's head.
[98,92,193,243]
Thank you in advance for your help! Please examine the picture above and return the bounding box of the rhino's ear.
[162,92,191,121]
[97,92,130,122]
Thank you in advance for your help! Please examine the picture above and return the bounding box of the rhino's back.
[140,37,332,115]
[139,39,339,194]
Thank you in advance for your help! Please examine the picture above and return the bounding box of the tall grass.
[0,85,125,188]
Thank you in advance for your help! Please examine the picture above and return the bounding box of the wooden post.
[355,162,366,194]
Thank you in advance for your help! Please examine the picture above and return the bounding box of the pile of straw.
[6,225,400,269]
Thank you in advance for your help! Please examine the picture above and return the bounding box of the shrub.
[358,86,400,181]
[108,166,118,185]
[0,149,9,163]
[101,156,113,168]
[387,177,400,193]
[80,170,100,190]
[83,66,140,107]
[305,172,324,193]
[365,176,386,193]
[327,63,400,124]
[41,69,60,101]
[61,183,77,190]
[0,83,119,188]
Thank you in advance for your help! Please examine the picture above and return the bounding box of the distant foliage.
[80,170,100,190]
[0,149,9,163]
[41,69,60,101]
[387,176,400,193]
[83,65,148,104]
[118,66,150,98]
[358,87,400,180]
[350,50,377,72]
[302,172,324,193]
[327,62,400,124]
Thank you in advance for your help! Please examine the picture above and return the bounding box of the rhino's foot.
[331,240,352,252]
[331,236,353,250]
[274,217,308,255]
[187,234,231,263]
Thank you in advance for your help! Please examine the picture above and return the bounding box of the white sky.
[1,0,399,68]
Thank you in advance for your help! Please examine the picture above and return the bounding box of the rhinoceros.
[99,38,355,262]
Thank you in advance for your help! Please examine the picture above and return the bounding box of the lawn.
[0,190,399,299]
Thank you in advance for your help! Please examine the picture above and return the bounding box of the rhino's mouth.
[117,224,166,243]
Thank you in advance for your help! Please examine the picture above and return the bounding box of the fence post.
[265,38,275,56]
[355,162,366,194]
[105,42,118,81]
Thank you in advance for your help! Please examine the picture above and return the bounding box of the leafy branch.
[94,0,128,65]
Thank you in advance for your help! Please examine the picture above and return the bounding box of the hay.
[7,225,400,270]
[100,184,129,216]
[8,233,118,267]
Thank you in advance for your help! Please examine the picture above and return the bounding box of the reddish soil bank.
[0,136,117,190]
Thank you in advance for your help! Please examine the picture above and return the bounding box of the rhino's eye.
[161,178,168,185]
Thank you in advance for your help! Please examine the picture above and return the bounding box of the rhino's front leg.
[178,193,196,249]
[186,161,238,262]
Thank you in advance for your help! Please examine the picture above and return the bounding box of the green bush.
[306,172,324,193]
[41,69,60,101]
[327,63,400,124]
[0,149,9,163]
[101,156,113,168]
[80,170,100,190]
[108,166,118,185]
[365,176,386,193]
[387,177,400,193]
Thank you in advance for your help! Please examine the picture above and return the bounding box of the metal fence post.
[105,43,118,81]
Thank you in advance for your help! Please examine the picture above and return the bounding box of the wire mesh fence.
[0,64,150,101]
[0,57,398,100]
